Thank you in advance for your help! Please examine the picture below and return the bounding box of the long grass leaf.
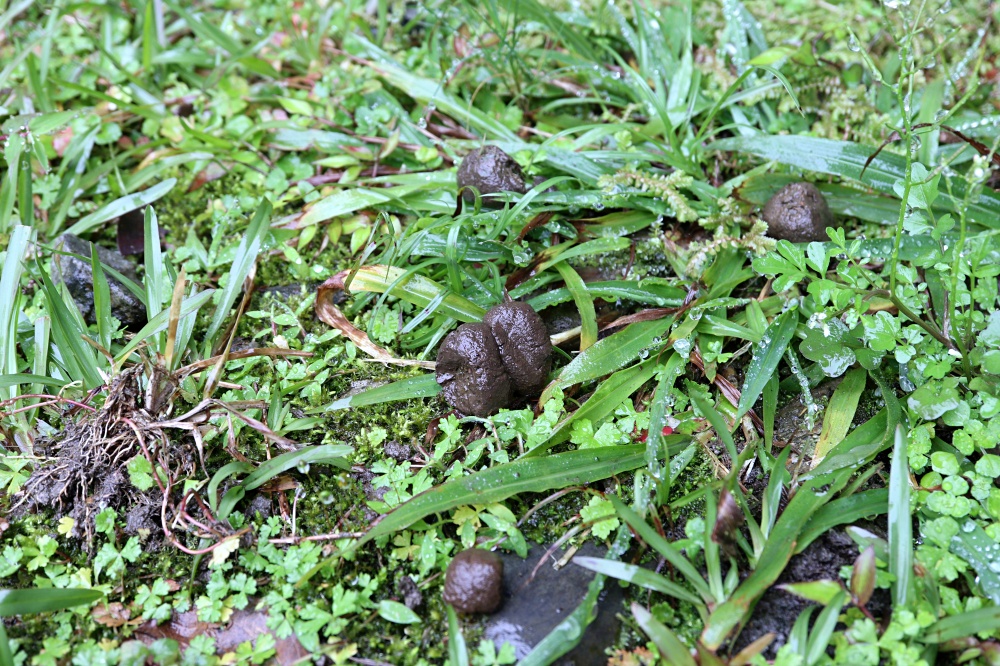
[0,227,31,400]
[541,317,673,403]
[631,603,697,666]
[0,588,103,616]
[888,425,913,608]
[204,200,272,344]
[712,135,1000,226]
[324,374,440,411]
[736,307,797,420]
[64,179,176,237]
[554,263,597,351]
[301,445,655,584]
[573,556,704,607]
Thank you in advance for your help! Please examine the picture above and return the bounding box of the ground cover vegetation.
[1,0,999,663]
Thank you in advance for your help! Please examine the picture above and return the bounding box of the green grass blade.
[813,367,866,465]
[888,425,913,608]
[691,394,738,463]
[0,374,66,390]
[712,135,1000,227]
[554,263,597,351]
[323,374,441,412]
[241,444,353,490]
[144,206,164,348]
[301,189,392,226]
[339,265,486,323]
[0,226,31,401]
[517,569,607,666]
[796,489,888,555]
[204,200,272,345]
[536,357,662,455]
[609,494,713,601]
[0,133,23,233]
[301,445,654,584]
[540,317,673,403]
[805,590,846,665]
[0,588,103,616]
[925,606,1000,643]
[446,606,468,666]
[0,621,10,666]
[736,307,797,420]
[64,178,176,238]
[573,556,704,607]
[631,603,697,666]
[89,246,112,352]
[35,260,102,389]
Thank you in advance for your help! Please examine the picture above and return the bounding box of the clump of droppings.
[443,549,504,614]
[435,322,512,417]
[435,302,551,416]
[456,146,528,205]
[484,301,552,395]
[762,182,835,243]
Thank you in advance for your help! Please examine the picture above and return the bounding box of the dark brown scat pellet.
[762,182,835,243]
[484,301,552,396]
[435,322,512,417]
[456,146,529,206]
[442,549,504,614]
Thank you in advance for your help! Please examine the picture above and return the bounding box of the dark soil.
[730,528,890,657]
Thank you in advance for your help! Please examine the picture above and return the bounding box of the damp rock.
[443,549,504,614]
[483,542,623,664]
[53,234,147,330]
[436,323,513,417]
[762,182,835,243]
[484,301,552,395]
[457,146,529,205]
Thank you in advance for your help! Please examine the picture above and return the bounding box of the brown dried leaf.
[315,277,435,369]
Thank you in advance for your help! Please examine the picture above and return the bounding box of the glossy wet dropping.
[442,549,504,614]
[457,146,529,205]
[762,182,835,243]
[435,323,512,417]
[484,301,552,395]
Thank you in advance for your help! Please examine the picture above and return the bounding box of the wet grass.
[1,0,1000,664]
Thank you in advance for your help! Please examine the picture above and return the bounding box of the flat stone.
[484,542,623,665]
[53,234,146,330]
